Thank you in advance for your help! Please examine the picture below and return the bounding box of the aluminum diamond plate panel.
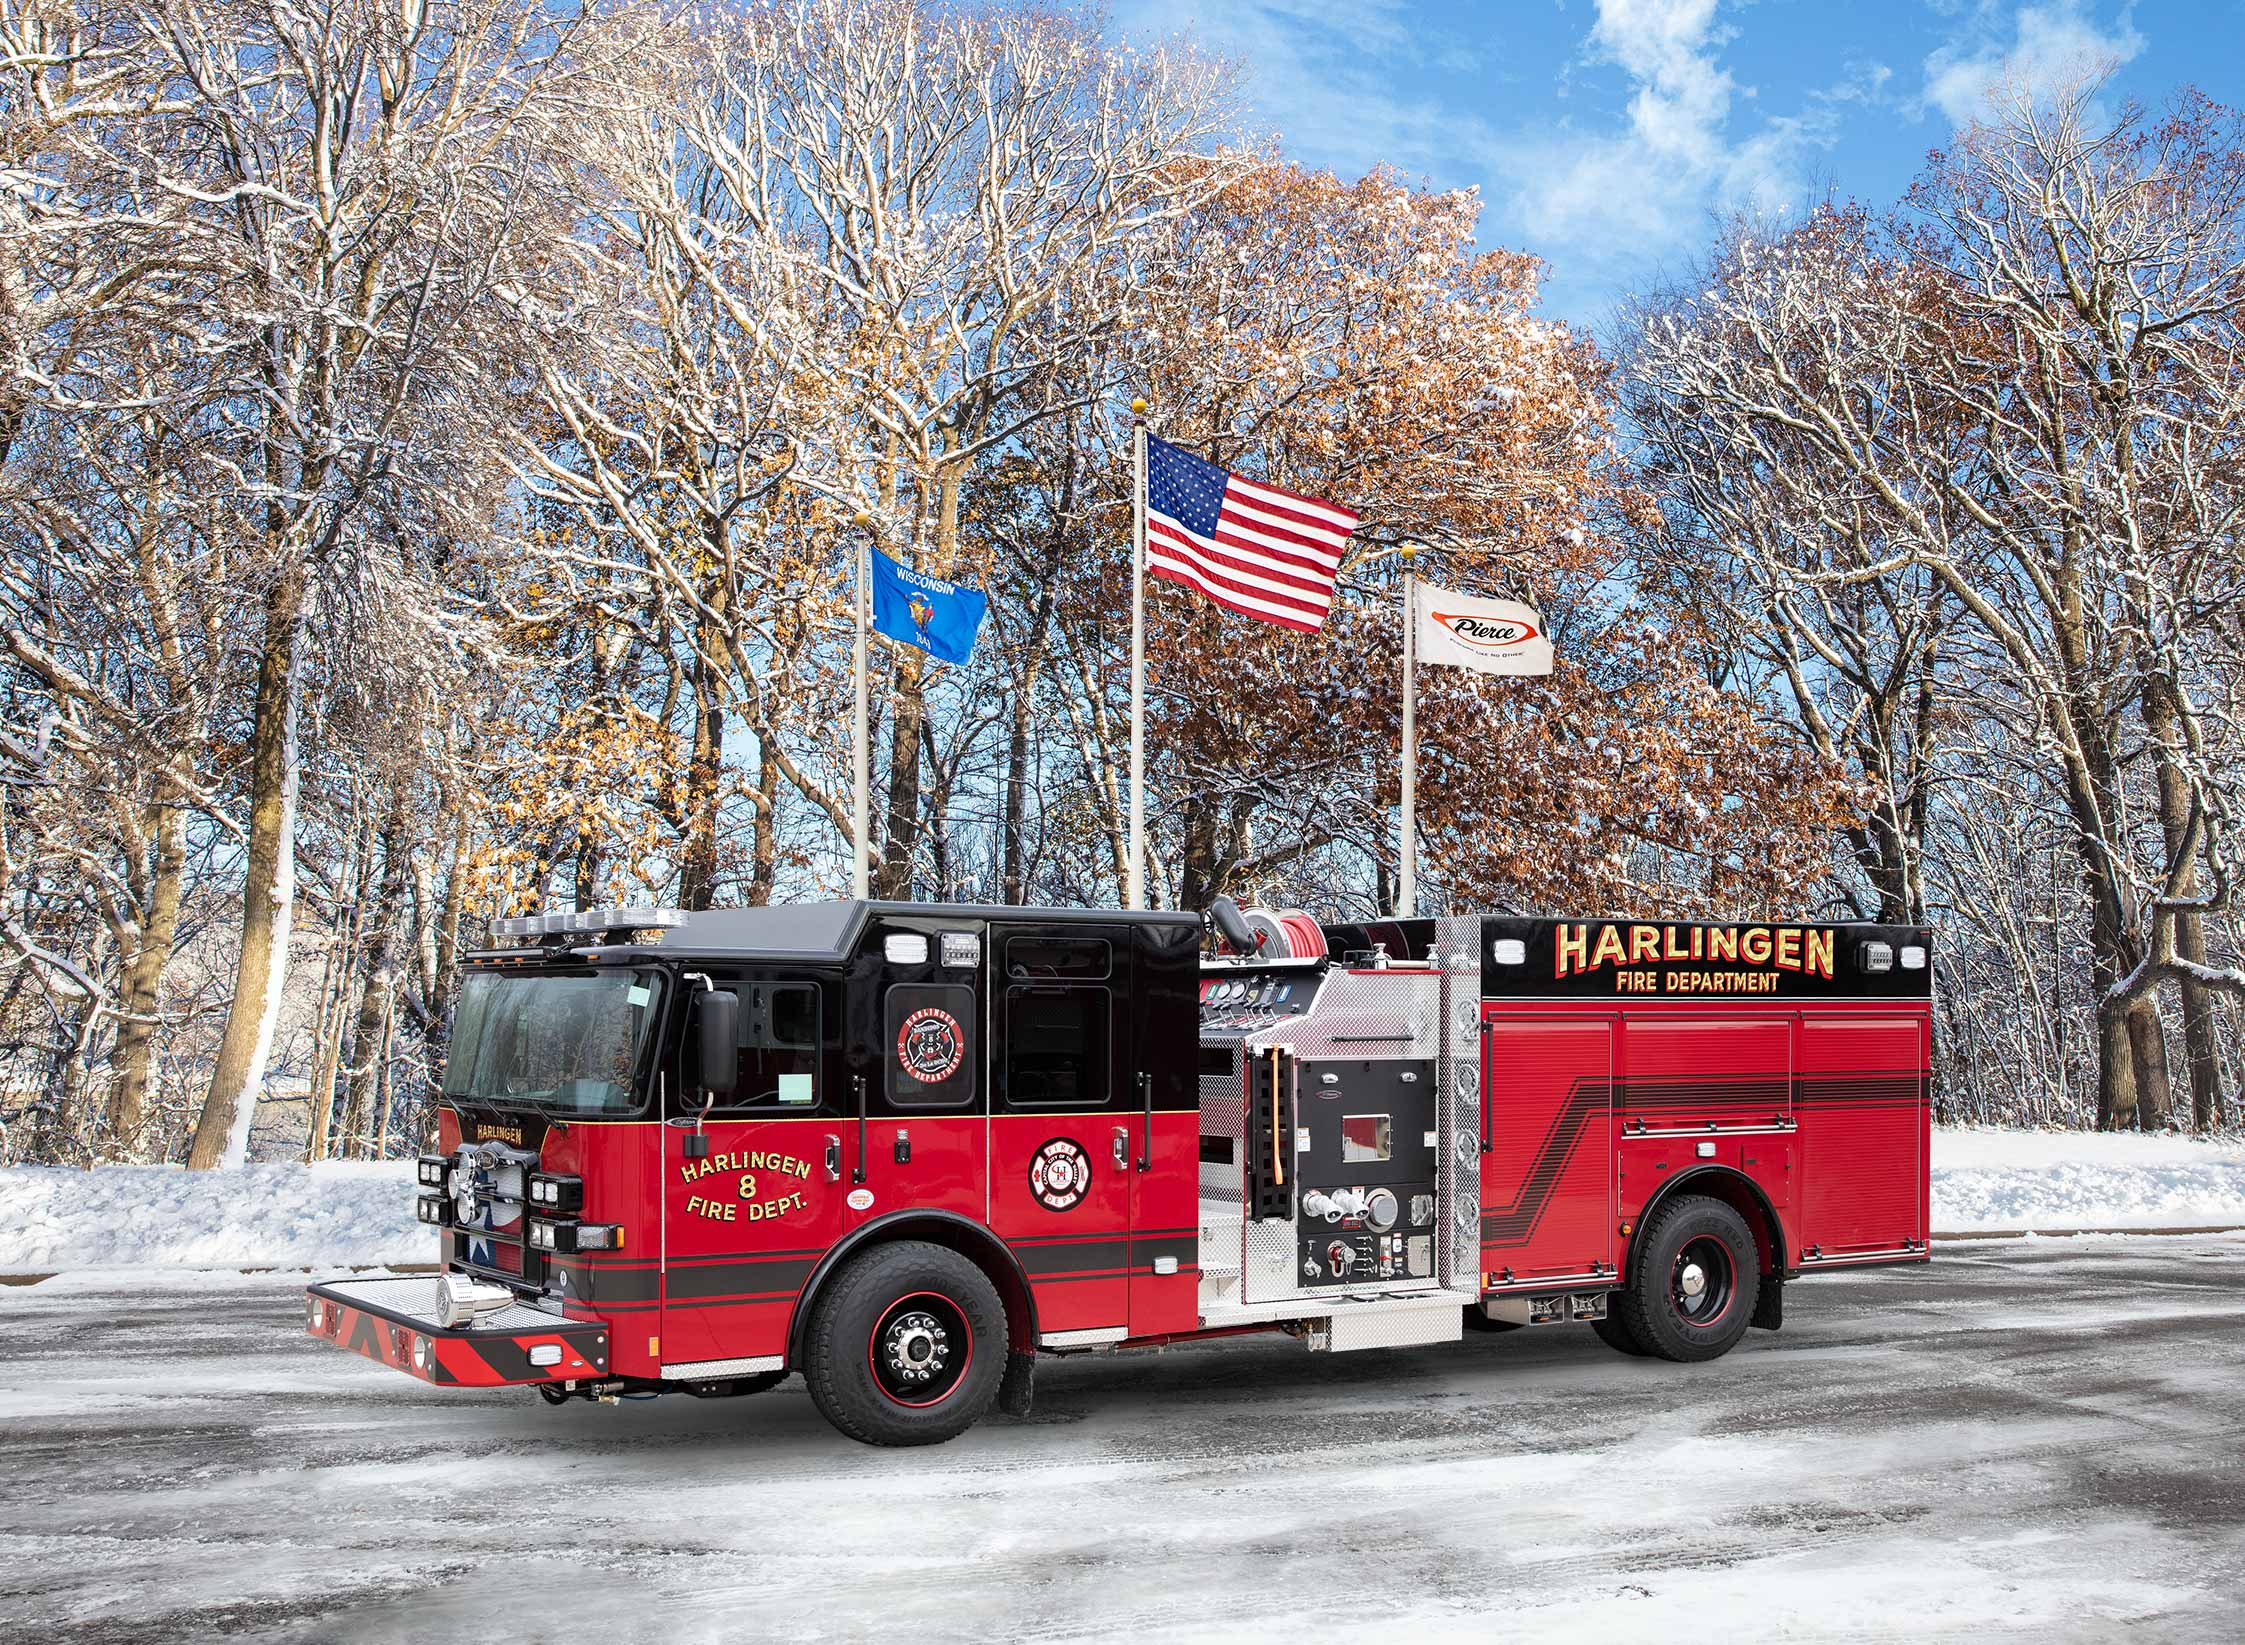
[316,1274,564,1334]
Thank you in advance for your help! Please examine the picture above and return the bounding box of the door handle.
[1112,1125,1129,1167]
[1478,1019,1493,1155]
[1136,1070,1152,1172]
[852,1074,867,1184]
[824,1134,841,1182]
[893,1128,911,1165]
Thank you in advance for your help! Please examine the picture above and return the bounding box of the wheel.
[803,1241,1007,1446]
[1591,1308,1652,1357]
[1614,1194,1760,1364]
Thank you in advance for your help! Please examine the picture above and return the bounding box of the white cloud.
[1502,1,1868,269]
[1921,2,2146,126]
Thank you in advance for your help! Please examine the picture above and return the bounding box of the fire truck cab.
[304,899,1932,1445]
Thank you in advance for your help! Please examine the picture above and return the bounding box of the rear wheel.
[1614,1195,1760,1364]
[804,1241,1007,1446]
[1591,1308,1651,1356]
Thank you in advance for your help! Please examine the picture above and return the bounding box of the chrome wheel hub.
[1678,1262,1707,1299]
[882,1311,949,1384]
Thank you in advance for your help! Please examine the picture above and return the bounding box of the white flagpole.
[1398,542,1418,918]
[1127,399,1148,910]
[850,510,871,899]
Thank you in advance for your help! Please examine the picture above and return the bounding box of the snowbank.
[1930,1127,2245,1232]
[5,1128,2244,1272]
[0,1161,420,1272]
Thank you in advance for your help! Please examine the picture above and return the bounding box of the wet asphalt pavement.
[2,1234,2242,1643]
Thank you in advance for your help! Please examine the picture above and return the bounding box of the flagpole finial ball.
[1131,398,1148,416]
[851,510,871,528]
[1400,543,1420,560]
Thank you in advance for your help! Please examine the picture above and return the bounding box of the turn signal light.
[529,1219,623,1254]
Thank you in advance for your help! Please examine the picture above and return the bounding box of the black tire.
[1615,1194,1760,1364]
[803,1241,1007,1446]
[1591,1308,1652,1357]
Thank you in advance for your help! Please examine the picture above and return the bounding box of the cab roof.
[474,899,1203,967]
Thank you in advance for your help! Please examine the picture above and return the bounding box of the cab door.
[845,918,987,1233]
[659,976,850,1372]
[986,924,1134,1336]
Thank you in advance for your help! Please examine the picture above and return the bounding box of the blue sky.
[1111,1,2244,333]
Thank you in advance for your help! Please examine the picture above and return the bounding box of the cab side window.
[1002,985,1110,1108]
[720,981,822,1108]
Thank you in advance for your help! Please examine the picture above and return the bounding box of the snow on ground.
[0,1161,416,1271]
[5,1237,2243,1642]
[1931,1127,2245,1231]
[4,1128,2243,1273]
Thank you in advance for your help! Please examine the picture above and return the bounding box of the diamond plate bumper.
[304,1275,610,1387]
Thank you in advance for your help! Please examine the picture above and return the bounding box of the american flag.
[1143,434,1357,632]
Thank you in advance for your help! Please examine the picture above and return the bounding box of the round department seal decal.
[1029,1137,1092,1212]
[896,1006,964,1083]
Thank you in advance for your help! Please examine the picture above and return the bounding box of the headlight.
[527,1173,582,1212]
[416,1154,449,1187]
[415,1193,449,1227]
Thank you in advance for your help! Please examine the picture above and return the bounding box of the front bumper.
[305,1274,611,1386]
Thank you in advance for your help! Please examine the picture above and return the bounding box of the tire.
[1614,1194,1760,1364]
[1591,1308,1652,1357]
[803,1241,1007,1446]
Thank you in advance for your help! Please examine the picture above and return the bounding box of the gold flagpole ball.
[1131,398,1148,416]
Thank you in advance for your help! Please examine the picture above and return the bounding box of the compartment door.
[1798,1016,1927,1256]
[1481,1015,1616,1284]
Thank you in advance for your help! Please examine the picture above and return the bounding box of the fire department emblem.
[1029,1138,1092,1212]
[896,1006,964,1083]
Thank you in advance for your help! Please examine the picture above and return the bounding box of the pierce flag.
[1412,582,1553,676]
[868,547,987,667]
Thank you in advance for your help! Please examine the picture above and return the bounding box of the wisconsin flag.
[869,548,987,666]
[1413,582,1553,676]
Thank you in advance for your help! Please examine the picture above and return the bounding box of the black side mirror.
[695,989,739,1097]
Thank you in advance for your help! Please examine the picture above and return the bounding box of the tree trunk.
[108,800,186,1151]
[747,736,780,906]
[677,569,730,910]
[2143,673,2226,1129]
[2125,1000,2174,1131]
[187,570,308,1170]
[343,800,409,1158]
[2094,989,2137,1131]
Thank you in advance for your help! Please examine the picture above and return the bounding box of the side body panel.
[1479,1013,1616,1286]
[1794,1014,1930,1260]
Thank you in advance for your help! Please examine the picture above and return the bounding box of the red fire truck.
[304,899,1932,1445]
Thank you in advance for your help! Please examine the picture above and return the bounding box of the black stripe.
[1014,1237,1130,1275]
[1130,1235,1197,1270]
[1482,1075,1610,1246]
[550,1260,660,1305]
[664,1256,817,1300]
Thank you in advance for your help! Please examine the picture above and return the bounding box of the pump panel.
[1291,1057,1439,1286]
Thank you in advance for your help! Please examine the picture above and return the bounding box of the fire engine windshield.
[443,969,665,1114]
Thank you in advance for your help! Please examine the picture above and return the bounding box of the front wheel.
[803,1241,1007,1446]
[1612,1195,1760,1364]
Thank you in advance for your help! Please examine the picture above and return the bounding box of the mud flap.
[1751,1271,1783,1331]
[997,1348,1035,1418]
